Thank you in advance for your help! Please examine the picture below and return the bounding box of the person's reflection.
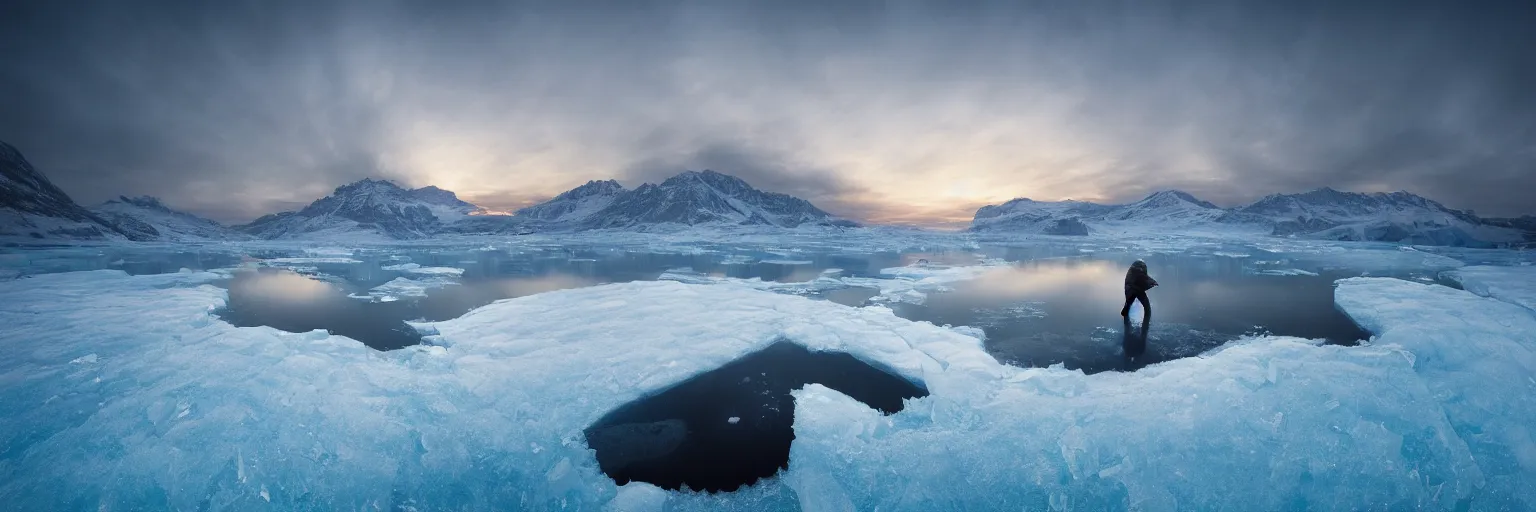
[1122,317,1150,371]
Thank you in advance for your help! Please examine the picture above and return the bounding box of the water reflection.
[202,245,1374,368]
[222,270,422,351]
[1121,318,1149,372]
[417,274,601,321]
[890,255,1370,374]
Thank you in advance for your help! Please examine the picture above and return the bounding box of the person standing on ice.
[1120,260,1158,319]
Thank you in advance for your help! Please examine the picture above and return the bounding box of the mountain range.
[1,139,1529,246]
[0,141,853,242]
[2,140,129,240]
[971,188,1529,247]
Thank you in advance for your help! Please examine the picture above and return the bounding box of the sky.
[1,0,1533,226]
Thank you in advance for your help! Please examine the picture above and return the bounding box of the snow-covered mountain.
[560,170,855,229]
[971,187,1526,247]
[236,171,848,239]
[91,196,249,241]
[239,179,478,240]
[0,140,131,240]
[970,190,1224,235]
[1223,188,1524,246]
[515,179,626,223]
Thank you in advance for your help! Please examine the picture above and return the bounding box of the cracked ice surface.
[1334,277,1536,508]
[2,268,1533,510]
[1445,265,1536,315]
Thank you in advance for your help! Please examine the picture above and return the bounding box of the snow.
[0,209,123,240]
[1445,265,1536,314]
[3,242,1535,509]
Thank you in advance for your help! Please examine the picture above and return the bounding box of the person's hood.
[1131,260,1147,270]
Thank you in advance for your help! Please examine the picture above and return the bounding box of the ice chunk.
[383,262,465,277]
[1445,265,1536,314]
[759,259,813,265]
[1265,244,1465,273]
[1254,268,1319,276]
[262,257,361,265]
[1335,277,1536,504]
[357,277,457,300]
[608,483,668,512]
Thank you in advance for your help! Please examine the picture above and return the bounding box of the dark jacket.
[1124,261,1158,295]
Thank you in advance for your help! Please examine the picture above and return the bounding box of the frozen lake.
[3,232,1534,510]
[205,244,1392,373]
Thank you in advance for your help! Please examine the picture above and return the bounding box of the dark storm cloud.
[0,0,1532,224]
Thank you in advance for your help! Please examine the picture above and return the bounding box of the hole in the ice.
[584,340,928,493]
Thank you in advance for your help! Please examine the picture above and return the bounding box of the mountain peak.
[514,179,628,221]
[407,185,473,207]
[664,169,751,190]
[1139,190,1219,209]
[91,194,246,241]
[524,169,846,229]
[333,178,406,195]
[563,179,625,197]
[112,195,170,210]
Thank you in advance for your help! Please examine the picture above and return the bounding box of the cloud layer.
[2,0,1532,224]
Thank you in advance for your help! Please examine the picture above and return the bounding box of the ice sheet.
[4,268,1533,510]
[1445,265,1536,314]
[0,271,985,509]
[1335,277,1536,507]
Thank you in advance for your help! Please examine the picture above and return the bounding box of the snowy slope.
[239,179,478,240]
[0,140,127,240]
[574,170,855,229]
[515,179,626,223]
[969,190,1221,235]
[972,187,1525,246]
[91,196,250,241]
[1227,188,1523,246]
